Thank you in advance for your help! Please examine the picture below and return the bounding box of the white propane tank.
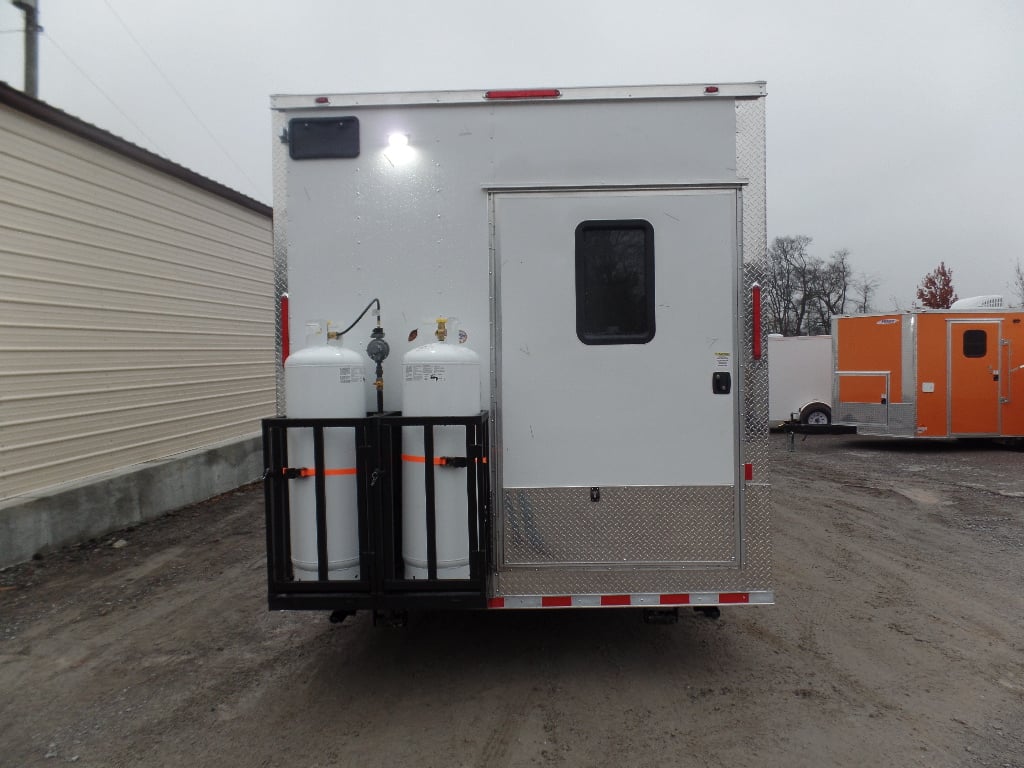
[402,318,481,579]
[284,320,366,581]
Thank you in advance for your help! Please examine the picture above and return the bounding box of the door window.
[575,220,655,345]
[963,329,987,358]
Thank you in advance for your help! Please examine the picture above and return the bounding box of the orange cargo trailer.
[832,298,1024,438]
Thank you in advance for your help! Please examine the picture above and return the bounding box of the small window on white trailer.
[575,220,655,345]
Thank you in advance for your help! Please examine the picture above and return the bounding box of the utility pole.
[12,0,39,98]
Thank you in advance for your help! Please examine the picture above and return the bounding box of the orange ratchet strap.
[401,454,487,467]
[282,467,357,478]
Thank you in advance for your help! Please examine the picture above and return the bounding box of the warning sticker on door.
[714,352,731,369]
[405,364,447,382]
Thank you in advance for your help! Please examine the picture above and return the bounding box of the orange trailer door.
[948,320,1001,436]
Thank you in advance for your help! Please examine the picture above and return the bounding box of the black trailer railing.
[262,412,490,612]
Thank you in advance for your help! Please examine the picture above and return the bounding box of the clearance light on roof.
[314,96,330,104]
[704,86,720,94]
[484,89,562,100]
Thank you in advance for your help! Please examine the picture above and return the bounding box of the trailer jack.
[643,608,679,625]
[694,606,721,620]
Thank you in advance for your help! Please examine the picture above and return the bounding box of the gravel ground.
[1,432,1022,768]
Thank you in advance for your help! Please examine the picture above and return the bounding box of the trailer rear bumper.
[487,591,774,609]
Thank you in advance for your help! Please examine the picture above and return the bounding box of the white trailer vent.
[950,295,1004,309]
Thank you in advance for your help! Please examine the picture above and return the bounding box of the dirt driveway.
[1,433,1022,768]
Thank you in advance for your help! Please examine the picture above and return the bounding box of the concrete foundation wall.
[0,434,263,569]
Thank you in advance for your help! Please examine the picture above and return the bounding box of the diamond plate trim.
[836,402,917,436]
[503,486,737,566]
[735,99,766,267]
[272,110,289,416]
[494,485,771,596]
[737,97,770,469]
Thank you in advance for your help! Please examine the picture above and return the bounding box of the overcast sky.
[2,0,1022,309]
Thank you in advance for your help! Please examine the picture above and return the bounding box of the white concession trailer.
[263,83,773,622]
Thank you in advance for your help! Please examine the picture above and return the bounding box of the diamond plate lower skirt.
[493,484,772,596]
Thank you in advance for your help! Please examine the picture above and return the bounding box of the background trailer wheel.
[800,403,832,426]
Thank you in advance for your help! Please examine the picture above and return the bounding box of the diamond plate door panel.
[494,485,771,596]
[503,486,737,566]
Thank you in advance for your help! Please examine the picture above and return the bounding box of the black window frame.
[288,116,360,160]
[574,219,656,346]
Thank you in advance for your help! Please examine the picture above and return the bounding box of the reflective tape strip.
[719,592,750,604]
[542,596,572,607]
[601,594,632,606]
[660,594,691,605]
[487,591,775,608]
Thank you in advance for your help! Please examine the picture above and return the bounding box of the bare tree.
[1012,258,1024,307]
[765,236,811,335]
[852,272,880,313]
[764,236,860,335]
[764,235,812,336]
[807,248,853,333]
[916,262,958,309]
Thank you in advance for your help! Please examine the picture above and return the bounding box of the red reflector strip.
[542,596,573,607]
[280,294,289,364]
[659,594,691,605]
[484,89,561,100]
[600,595,632,606]
[752,283,763,359]
[488,597,505,608]
[719,593,750,604]
[744,463,754,481]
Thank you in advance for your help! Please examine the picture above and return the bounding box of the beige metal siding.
[0,104,274,500]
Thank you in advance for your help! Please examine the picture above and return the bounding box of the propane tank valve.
[367,325,390,366]
[364,325,387,399]
[435,317,448,342]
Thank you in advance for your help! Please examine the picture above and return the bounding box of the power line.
[101,0,261,197]
[41,30,166,155]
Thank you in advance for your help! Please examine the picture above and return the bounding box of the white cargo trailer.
[263,83,773,621]
[767,334,833,427]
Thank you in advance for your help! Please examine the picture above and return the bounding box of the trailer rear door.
[491,188,742,570]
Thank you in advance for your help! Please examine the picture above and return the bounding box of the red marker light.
[280,293,290,364]
[752,283,763,360]
[704,86,720,94]
[484,89,561,100]
[314,96,330,104]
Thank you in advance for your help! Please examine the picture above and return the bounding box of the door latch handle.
[712,372,731,395]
